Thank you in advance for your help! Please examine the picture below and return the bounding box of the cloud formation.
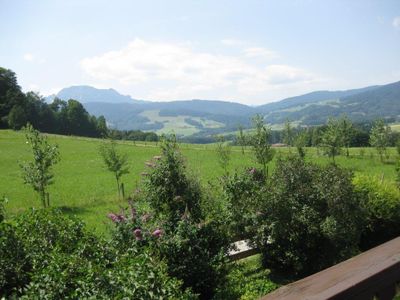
[80,39,317,103]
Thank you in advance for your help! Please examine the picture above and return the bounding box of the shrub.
[0,222,30,296]
[108,201,230,299]
[158,219,230,300]
[251,157,364,276]
[14,209,87,272]
[1,208,195,299]
[21,249,195,300]
[222,167,265,239]
[353,174,400,250]
[143,135,203,224]
[19,124,60,207]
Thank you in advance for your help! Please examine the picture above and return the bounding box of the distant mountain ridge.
[51,85,145,104]
[49,81,400,137]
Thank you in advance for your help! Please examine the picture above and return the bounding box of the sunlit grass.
[0,130,398,234]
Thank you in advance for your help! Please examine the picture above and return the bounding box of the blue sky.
[1,0,399,105]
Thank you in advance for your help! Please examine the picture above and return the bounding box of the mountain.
[262,81,400,126]
[258,85,379,113]
[47,81,400,137]
[54,85,144,104]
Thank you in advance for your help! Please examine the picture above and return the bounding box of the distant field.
[0,130,398,234]
[140,110,224,136]
[390,123,400,132]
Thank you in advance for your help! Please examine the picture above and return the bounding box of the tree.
[215,135,231,175]
[0,67,25,128]
[282,119,294,151]
[370,119,391,162]
[236,125,246,154]
[8,104,28,129]
[99,140,129,199]
[19,124,60,207]
[294,130,308,159]
[250,114,275,177]
[320,118,343,163]
[339,115,354,157]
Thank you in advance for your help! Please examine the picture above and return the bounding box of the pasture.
[0,129,398,234]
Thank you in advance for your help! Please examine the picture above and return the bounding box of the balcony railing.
[261,236,400,300]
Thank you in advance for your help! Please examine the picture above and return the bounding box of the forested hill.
[52,81,400,137]
[262,81,400,125]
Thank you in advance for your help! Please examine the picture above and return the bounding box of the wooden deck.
[260,236,400,300]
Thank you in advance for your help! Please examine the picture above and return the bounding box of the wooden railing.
[261,236,400,300]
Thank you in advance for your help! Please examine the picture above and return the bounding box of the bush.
[1,208,195,299]
[353,174,400,250]
[21,249,195,300]
[107,202,230,299]
[14,209,87,272]
[0,222,30,296]
[251,157,364,276]
[158,219,230,300]
[223,167,265,239]
[143,135,203,224]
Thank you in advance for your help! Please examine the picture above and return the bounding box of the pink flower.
[152,228,162,238]
[249,168,256,175]
[133,228,143,241]
[107,213,126,223]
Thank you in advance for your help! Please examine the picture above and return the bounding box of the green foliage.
[370,119,391,161]
[320,118,343,163]
[158,219,230,300]
[1,209,194,299]
[223,167,265,239]
[143,135,203,224]
[396,138,400,156]
[214,256,279,300]
[19,124,60,207]
[282,119,294,148]
[99,139,129,199]
[236,125,247,154]
[353,174,400,250]
[215,135,231,174]
[0,222,30,296]
[252,157,364,276]
[250,114,275,176]
[339,115,354,157]
[294,131,308,159]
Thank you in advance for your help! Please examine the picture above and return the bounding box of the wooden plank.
[261,236,400,300]
[229,240,259,261]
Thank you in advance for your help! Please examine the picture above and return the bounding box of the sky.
[1,0,399,105]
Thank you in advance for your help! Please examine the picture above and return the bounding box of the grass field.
[390,123,400,132]
[140,110,224,136]
[0,129,398,234]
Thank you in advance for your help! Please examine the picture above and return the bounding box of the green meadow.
[0,129,398,234]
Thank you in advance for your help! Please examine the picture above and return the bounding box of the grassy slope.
[140,110,224,136]
[0,130,398,234]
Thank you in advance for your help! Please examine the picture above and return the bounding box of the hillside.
[50,81,400,137]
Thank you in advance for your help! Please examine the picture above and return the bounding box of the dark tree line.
[1,67,107,137]
[0,67,158,141]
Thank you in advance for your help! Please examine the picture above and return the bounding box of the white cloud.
[243,47,279,59]
[221,38,245,46]
[80,39,318,104]
[393,16,400,29]
[23,53,34,61]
